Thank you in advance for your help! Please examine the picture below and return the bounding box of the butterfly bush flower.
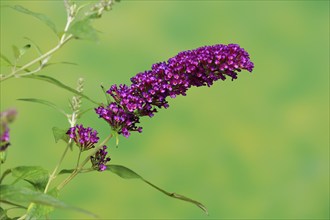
[90,145,111,171]
[0,126,10,152]
[66,124,99,151]
[96,44,254,137]
[0,108,17,152]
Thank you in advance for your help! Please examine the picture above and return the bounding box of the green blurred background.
[0,0,329,219]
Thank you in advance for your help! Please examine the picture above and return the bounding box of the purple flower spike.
[96,44,254,137]
[67,124,99,151]
[90,145,111,171]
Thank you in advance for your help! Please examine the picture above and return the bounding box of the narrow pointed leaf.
[107,164,208,215]
[46,61,77,66]
[101,84,112,105]
[0,185,97,218]
[0,53,13,67]
[11,166,49,191]
[58,168,93,175]
[58,169,75,175]
[12,45,20,59]
[17,98,66,115]
[7,5,58,34]
[107,165,141,179]
[24,75,99,105]
[52,127,69,143]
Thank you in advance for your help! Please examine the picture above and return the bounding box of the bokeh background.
[0,0,329,219]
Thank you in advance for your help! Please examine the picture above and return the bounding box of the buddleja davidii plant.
[0,0,216,219]
[0,0,255,219]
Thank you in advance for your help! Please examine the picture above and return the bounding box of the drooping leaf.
[107,165,141,179]
[52,127,69,143]
[107,164,208,215]
[24,75,99,105]
[7,5,58,34]
[0,185,97,218]
[68,18,98,41]
[17,98,66,116]
[11,166,49,191]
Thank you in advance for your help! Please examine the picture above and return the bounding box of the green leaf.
[101,84,112,105]
[0,169,12,184]
[107,165,141,179]
[0,185,97,218]
[19,44,31,57]
[0,151,7,164]
[11,166,49,191]
[7,5,58,34]
[52,127,69,143]
[26,203,53,220]
[23,37,43,55]
[17,98,66,116]
[24,75,99,105]
[12,44,31,60]
[0,53,13,67]
[11,45,20,60]
[58,169,75,175]
[46,61,77,66]
[107,164,208,215]
[0,207,9,220]
[68,18,98,41]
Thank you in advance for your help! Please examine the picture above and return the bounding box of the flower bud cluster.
[90,145,111,171]
[66,124,99,151]
[0,108,17,152]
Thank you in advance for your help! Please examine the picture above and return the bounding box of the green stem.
[44,111,77,194]
[56,133,113,191]
[76,149,82,168]
[1,35,73,82]
[43,142,71,194]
